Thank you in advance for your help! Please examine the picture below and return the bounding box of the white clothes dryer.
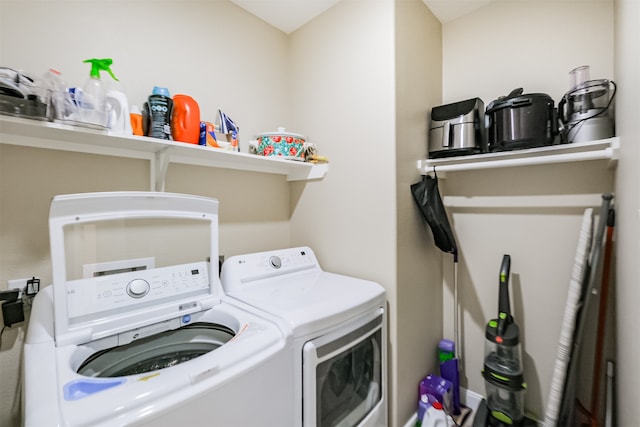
[22,192,294,427]
[221,247,387,427]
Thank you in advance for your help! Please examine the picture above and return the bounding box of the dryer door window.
[303,311,384,427]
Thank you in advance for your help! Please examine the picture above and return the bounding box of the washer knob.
[127,279,150,298]
[269,256,282,269]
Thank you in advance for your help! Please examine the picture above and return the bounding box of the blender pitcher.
[560,66,616,143]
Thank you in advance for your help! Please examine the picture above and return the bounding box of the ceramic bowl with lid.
[251,127,307,160]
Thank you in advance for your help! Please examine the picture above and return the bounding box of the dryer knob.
[269,256,282,269]
[127,279,150,298]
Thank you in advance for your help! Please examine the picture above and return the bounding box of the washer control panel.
[65,261,209,320]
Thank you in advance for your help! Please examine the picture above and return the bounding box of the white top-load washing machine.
[221,247,387,427]
[22,192,295,427]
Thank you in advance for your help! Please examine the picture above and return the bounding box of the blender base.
[472,399,537,427]
[567,116,614,144]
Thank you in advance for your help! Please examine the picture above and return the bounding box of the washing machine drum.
[77,323,235,378]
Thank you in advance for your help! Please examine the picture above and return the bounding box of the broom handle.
[590,208,615,426]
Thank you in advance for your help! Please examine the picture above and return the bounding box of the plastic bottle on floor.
[421,401,454,427]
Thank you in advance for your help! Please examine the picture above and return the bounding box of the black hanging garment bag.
[410,173,457,256]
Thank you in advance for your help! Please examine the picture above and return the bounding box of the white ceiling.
[228,0,494,34]
[422,0,494,23]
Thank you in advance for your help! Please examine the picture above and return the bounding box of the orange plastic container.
[130,105,144,136]
[171,94,200,144]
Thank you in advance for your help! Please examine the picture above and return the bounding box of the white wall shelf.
[0,115,328,191]
[417,137,619,174]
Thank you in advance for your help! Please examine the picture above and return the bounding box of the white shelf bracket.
[416,159,446,178]
[153,147,170,192]
[606,137,620,169]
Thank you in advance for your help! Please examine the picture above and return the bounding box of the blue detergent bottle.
[146,86,173,139]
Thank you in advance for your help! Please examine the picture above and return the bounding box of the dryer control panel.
[221,247,320,293]
[65,261,209,321]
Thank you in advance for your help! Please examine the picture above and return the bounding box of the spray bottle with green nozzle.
[80,58,118,126]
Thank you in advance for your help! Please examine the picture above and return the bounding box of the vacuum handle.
[497,254,512,335]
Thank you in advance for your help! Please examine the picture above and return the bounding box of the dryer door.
[302,309,384,427]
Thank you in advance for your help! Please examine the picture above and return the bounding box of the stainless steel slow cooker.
[486,88,559,152]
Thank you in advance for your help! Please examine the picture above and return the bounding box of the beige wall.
[443,0,614,105]
[1,0,636,426]
[288,0,396,283]
[394,1,443,425]
[0,1,292,425]
[1,1,421,426]
[441,0,616,419]
[287,0,400,422]
[288,3,445,425]
[0,1,293,134]
[0,147,151,426]
[613,0,640,425]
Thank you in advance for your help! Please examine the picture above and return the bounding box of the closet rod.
[425,149,616,173]
[443,194,606,208]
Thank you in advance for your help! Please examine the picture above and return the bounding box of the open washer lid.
[49,192,221,347]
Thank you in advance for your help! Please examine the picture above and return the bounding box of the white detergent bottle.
[106,89,132,134]
[421,401,453,427]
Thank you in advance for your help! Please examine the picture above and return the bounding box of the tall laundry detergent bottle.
[146,86,173,139]
[81,58,119,126]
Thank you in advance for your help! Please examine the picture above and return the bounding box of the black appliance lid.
[431,98,483,121]
[486,89,553,113]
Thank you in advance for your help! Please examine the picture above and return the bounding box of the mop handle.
[454,258,460,361]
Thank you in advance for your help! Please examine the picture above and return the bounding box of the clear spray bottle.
[81,58,118,126]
